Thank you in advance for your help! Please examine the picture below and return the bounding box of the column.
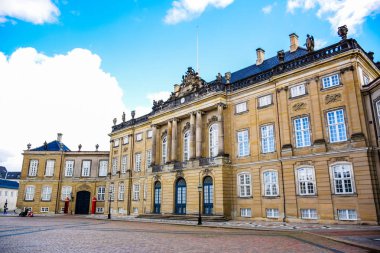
[167,121,172,163]
[171,118,178,162]
[151,125,157,166]
[189,112,196,160]
[217,103,225,156]
[196,111,203,158]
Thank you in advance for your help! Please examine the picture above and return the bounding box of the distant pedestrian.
[3,201,8,214]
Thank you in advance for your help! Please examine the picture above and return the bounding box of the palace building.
[17,26,380,224]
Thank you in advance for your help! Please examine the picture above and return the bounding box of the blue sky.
[0,0,379,170]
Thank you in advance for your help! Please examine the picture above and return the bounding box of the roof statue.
[305,34,315,52]
[338,25,348,40]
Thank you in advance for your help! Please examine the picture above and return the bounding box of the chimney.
[289,33,299,52]
[256,48,265,65]
[57,133,62,143]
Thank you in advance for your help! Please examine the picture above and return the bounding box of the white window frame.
[123,135,129,145]
[240,208,252,217]
[266,208,279,218]
[258,94,272,108]
[112,157,118,175]
[109,184,115,201]
[331,162,355,194]
[146,150,152,169]
[28,160,38,177]
[118,183,125,201]
[296,167,316,196]
[237,173,251,197]
[162,135,167,164]
[133,184,140,201]
[99,160,108,177]
[290,83,306,98]
[97,186,105,201]
[261,124,275,153]
[121,155,128,174]
[81,160,91,177]
[322,73,340,89]
[263,170,279,196]
[300,209,317,219]
[209,123,219,158]
[327,109,347,143]
[376,101,380,127]
[136,133,143,141]
[96,207,104,213]
[45,160,55,177]
[61,186,72,200]
[147,130,153,138]
[237,129,249,157]
[41,186,52,201]
[25,185,35,201]
[294,116,311,148]
[113,139,119,147]
[236,101,248,114]
[64,160,74,177]
[41,207,49,213]
[183,130,190,161]
[135,153,142,172]
[337,209,357,220]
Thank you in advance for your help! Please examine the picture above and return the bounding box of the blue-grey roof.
[230,48,309,83]
[0,179,19,189]
[5,172,21,180]
[31,140,71,152]
[0,166,7,179]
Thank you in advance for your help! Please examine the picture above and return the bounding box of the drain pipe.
[127,110,136,215]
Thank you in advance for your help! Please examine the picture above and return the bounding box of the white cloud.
[262,2,277,15]
[314,38,327,49]
[164,0,234,25]
[0,0,60,24]
[287,0,380,35]
[0,48,127,171]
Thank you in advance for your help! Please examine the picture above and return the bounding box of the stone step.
[136,214,229,222]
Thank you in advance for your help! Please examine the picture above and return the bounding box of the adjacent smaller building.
[0,179,19,211]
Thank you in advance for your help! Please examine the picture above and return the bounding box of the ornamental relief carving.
[78,184,91,191]
[123,147,128,153]
[202,168,213,176]
[208,115,218,125]
[113,150,118,155]
[153,174,161,181]
[183,122,190,132]
[325,93,342,104]
[292,102,307,111]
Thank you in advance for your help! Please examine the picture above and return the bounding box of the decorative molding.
[161,129,167,139]
[325,93,342,104]
[208,115,218,125]
[202,168,213,176]
[292,102,306,111]
[183,122,190,132]
[217,102,227,109]
[77,184,91,191]
[175,170,184,179]
[113,150,118,155]
[340,65,354,74]
[153,174,161,181]
[123,147,128,153]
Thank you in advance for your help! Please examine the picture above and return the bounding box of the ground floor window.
[40,207,49,213]
[118,208,124,214]
[240,208,251,217]
[337,209,357,220]
[266,208,279,218]
[96,207,104,213]
[133,207,138,214]
[300,209,317,219]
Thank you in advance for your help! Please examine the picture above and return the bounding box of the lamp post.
[197,183,202,225]
[108,189,112,219]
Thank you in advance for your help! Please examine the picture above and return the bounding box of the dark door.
[75,191,90,214]
[154,181,161,214]
[175,178,186,214]
[203,176,213,215]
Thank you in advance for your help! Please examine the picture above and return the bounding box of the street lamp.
[108,189,112,219]
[197,183,202,225]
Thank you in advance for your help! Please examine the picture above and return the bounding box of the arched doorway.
[154,181,161,214]
[175,178,186,214]
[75,191,90,214]
[203,176,213,215]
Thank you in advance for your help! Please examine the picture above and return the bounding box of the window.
[146,150,152,169]
[123,135,129,145]
[135,153,142,172]
[41,186,52,201]
[25,186,35,200]
[112,157,118,175]
[28,160,38,176]
[258,94,272,107]
[209,124,219,157]
[121,155,128,174]
[61,186,72,200]
[41,207,49,213]
[183,131,190,161]
[118,183,125,200]
[45,160,55,176]
[301,209,317,219]
[297,167,316,195]
[327,109,347,143]
[290,84,306,98]
[363,75,370,85]
[332,163,354,194]
[237,130,249,157]
[337,209,357,220]
[294,117,311,147]
[97,186,105,201]
[376,101,380,126]
[236,102,247,113]
[261,124,275,153]
[147,130,153,138]
[114,139,119,147]
[266,208,279,218]
[238,173,251,197]
[136,133,143,141]
[162,136,167,164]
[81,160,91,177]
[322,74,340,89]
[96,207,104,213]
[64,160,74,177]
[109,184,115,201]
[133,207,138,214]
[263,171,279,196]
[133,184,140,201]
[240,208,252,217]
[99,160,108,177]
[118,208,124,214]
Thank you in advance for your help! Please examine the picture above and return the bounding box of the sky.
[0,0,379,171]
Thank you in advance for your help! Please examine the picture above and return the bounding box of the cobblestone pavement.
[0,216,378,253]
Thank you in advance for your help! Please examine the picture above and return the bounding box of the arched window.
[209,124,218,157]
[263,170,278,196]
[162,135,167,164]
[331,162,355,194]
[296,167,316,195]
[183,130,190,161]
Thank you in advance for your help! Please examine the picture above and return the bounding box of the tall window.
[183,131,190,161]
[41,186,52,201]
[147,130,153,138]
[99,160,108,177]
[258,94,272,107]
[113,139,119,147]
[294,117,311,147]
[97,186,105,201]
[263,171,278,196]
[136,133,143,141]
[135,153,142,172]
[118,183,125,200]
[121,155,128,174]
[81,161,91,177]
[261,124,275,153]
[112,157,118,175]
[45,160,55,176]
[327,109,347,143]
[209,124,218,157]
[25,186,35,200]
[109,184,114,201]
[123,135,129,145]
[146,150,152,169]
[237,130,249,157]
[28,160,38,176]
[162,136,167,164]
[61,186,72,200]
[376,101,380,126]
[322,74,340,89]
[297,167,316,195]
[236,102,247,113]
[238,173,251,197]
[64,160,74,177]
[290,84,306,98]
[133,184,140,201]
[332,163,354,194]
